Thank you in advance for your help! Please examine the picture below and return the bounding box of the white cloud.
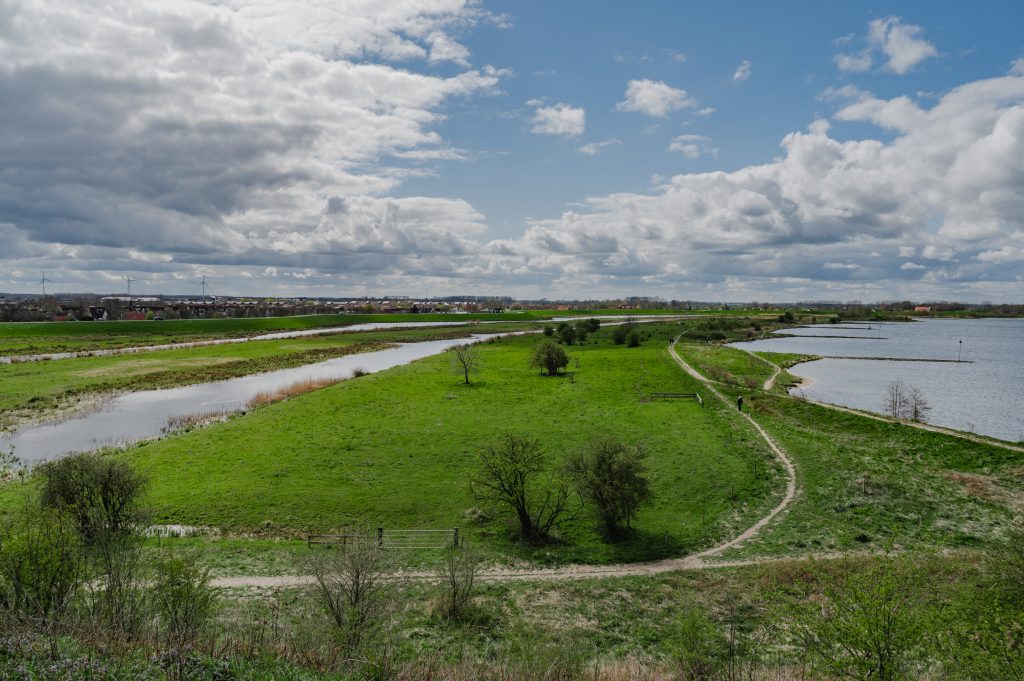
[530,103,586,136]
[823,262,862,270]
[836,17,938,75]
[577,139,622,155]
[695,107,716,116]
[0,0,504,287]
[668,134,717,159]
[732,60,752,82]
[1011,58,1024,76]
[616,79,697,117]
[482,71,1024,297]
[667,50,688,63]
[869,17,938,74]
[835,51,873,73]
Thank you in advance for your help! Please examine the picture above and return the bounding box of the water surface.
[732,318,1024,442]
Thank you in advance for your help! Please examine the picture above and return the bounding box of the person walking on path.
[737,395,744,412]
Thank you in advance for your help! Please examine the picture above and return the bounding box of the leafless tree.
[471,434,570,543]
[883,380,910,419]
[451,343,481,385]
[436,545,479,621]
[309,538,394,656]
[906,386,931,422]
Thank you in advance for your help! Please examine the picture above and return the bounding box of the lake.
[731,318,1024,443]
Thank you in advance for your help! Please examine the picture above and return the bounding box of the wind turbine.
[124,273,136,308]
[38,270,54,296]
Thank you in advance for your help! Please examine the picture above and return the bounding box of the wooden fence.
[308,527,459,550]
[650,392,703,406]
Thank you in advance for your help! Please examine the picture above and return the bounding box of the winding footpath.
[211,338,800,589]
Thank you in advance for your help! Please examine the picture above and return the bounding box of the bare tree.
[450,343,481,385]
[471,434,570,543]
[309,538,393,656]
[436,545,479,621]
[906,386,931,422]
[883,380,910,419]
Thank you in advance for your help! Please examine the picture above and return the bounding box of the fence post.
[377,527,384,547]
[453,527,459,548]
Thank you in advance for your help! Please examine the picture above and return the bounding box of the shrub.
[37,453,148,543]
[611,325,629,345]
[627,331,641,347]
[151,549,217,649]
[542,324,554,337]
[0,505,84,627]
[436,545,479,621]
[529,340,569,376]
[557,322,576,346]
[567,439,651,537]
[309,539,393,656]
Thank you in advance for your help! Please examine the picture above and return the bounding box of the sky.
[1,1,1023,302]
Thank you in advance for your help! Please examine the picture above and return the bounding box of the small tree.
[557,322,576,346]
[529,340,569,376]
[573,322,588,344]
[882,380,909,419]
[450,343,481,385]
[585,318,601,333]
[309,538,393,655]
[471,434,570,543]
[627,331,641,347]
[567,439,651,537]
[436,545,479,621]
[542,324,554,337]
[906,386,931,422]
[151,548,217,650]
[38,452,149,542]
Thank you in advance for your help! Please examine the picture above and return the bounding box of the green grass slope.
[115,328,781,565]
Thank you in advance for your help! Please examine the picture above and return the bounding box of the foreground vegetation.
[3,314,1023,679]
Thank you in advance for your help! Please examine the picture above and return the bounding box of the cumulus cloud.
[732,60,752,82]
[616,79,697,117]
[0,0,505,291]
[577,139,622,155]
[836,16,938,75]
[668,134,717,159]
[530,103,586,136]
[482,71,1024,298]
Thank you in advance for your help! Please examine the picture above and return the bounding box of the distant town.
[0,290,1021,322]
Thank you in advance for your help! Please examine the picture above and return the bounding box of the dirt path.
[211,339,800,590]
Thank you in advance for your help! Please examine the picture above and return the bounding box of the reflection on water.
[732,318,1024,443]
[2,337,483,462]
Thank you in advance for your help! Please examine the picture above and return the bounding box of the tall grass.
[247,376,351,408]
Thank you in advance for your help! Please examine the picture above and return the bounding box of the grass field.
[0,324,528,430]
[53,324,784,566]
[673,340,1024,560]
[0,309,706,355]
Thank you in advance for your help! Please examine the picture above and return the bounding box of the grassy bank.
[673,340,1023,560]
[41,325,783,566]
[0,324,529,430]
[0,310,697,355]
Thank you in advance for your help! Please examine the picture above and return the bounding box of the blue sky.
[1,0,1023,301]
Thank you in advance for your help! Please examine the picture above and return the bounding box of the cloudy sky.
[2,0,1023,301]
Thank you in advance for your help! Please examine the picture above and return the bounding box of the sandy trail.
[211,339,800,589]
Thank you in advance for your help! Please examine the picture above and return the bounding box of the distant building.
[914,306,932,313]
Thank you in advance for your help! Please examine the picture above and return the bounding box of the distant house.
[914,306,932,313]
[123,310,147,321]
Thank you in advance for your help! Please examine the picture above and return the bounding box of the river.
[2,336,486,462]
[731,318,1024,443]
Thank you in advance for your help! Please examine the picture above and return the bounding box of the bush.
[436,546,479,621]
[0,505,84,627]
[38,453,149,543]
[567,439,651,537]
[529,340,569,376]
[611,325,629,345]
[309,539,393,655]
[151,549,217,649]
[627,331,641,347]
[557,322,576,346]
[542,324,554,337]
